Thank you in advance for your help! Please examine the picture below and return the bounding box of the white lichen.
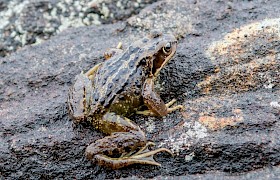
[270,101,280,109]
[159,121,208,155]
[145,118,155,133]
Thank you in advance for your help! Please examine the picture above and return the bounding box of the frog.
[67,31,183,169]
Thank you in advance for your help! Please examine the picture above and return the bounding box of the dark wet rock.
[0,0,280,179]
[122,166,280,179]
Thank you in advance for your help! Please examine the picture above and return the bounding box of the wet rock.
[0,0,280,179]
[122,165,280,179]
[200,18,280,94]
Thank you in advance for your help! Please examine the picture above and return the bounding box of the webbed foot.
[93,142,172,169]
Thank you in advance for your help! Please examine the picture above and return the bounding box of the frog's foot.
[165,98,177,108]
[94,142,172,169]
[136,99,183,116]
[85,63,102,81]
[166,99,184,113]
[104,42,123,60]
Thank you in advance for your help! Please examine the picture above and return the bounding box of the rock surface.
[0,0,158,57]
[1,0,280,179]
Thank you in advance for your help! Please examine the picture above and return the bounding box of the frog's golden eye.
[163,42,172,54]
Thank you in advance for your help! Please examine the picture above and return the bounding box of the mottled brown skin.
[68,32,182,169]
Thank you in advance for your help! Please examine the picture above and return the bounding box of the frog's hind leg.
[94,143,172,169]
[85,112,173,169]
[68,62,102,119]
[88,135,172,169]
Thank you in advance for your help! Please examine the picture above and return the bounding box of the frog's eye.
[163,42,172,54]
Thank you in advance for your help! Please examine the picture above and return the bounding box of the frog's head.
[141,31,177,77]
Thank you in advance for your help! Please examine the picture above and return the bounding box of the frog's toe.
[166,99,184,113]
[136,109,156,116]
[167,105,184,113]
[165,99,177,107]
[94,145,172,169]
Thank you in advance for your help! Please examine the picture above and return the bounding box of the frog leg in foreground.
[137,78,183,116]
[85,112,172,169]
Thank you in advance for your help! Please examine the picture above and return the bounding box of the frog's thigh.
[99,112,143,134]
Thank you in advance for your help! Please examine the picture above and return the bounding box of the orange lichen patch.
[181,111,191,119]
[199,18,280,95]
[198,54,277,93]
[199,109,243,130]
[206,18,280,61]
[198,75,213,94]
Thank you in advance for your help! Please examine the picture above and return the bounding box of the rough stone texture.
[0,0,158,57]
[1,0,280,179]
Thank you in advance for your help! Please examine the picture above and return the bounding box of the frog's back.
[91,45,143,112]
[91,32,176,113]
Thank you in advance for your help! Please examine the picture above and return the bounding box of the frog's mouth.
[153,42,177,77]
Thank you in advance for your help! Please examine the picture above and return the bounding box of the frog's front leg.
[85,112,172,169]
[84,63,102,81]
[137,77,183,116]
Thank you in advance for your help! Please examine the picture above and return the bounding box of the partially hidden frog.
[67,31,183,169]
